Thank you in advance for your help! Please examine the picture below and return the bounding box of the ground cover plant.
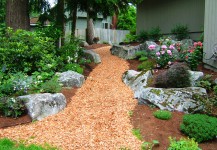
[180,114,217,143]
[0,138,58,150]
[153,110,172,120]
[168,137,201,150]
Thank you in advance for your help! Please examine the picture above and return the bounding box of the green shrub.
[168,137,201,150]
[139,57,148,62]
[0,97,26,118]
[180,114,217,143]
[148,26,162,41]
[171,24,190,40]
[214,85,217,95]
[155,63,191,88]
[137,60,155,71]
[153,110,172,120]
[137,30,149,42]
[40,76,62,93]
[62,63,84,74]
[196,74,214,92]
[0,28,57,74]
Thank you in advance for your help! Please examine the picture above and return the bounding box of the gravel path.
[0,46,142,149]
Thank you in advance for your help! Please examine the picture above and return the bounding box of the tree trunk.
[70,3,77,39]
[56,0,65,46]
[6,0,30,30]
[86,12,94,45]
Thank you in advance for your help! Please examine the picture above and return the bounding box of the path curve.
[0,46,142,149]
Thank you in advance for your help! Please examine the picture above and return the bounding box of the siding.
[137,0,205,40]
[203,0,217,70]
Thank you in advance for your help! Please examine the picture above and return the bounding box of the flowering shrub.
[148,37,176,68]
[185,41,203,70]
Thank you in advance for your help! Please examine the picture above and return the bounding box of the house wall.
[203,0,217,71]
[137,0,205,40]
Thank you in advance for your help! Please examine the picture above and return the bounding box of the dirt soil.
[0,44,217,150]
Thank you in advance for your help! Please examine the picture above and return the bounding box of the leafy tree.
[117,5,136,31]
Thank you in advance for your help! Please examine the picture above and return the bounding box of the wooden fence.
[72,28,129,44]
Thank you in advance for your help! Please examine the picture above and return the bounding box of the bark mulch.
[0,46,142,150]
[0,46,217,149]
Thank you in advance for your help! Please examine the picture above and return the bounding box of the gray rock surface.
[110,44,144,59]
[189,70,204,86]
[123,69,207,113]
[83,50,101,64]
[123,70,153,95]
[80,41,89,47]
[57,71,85,88]
[137,87,206,113]
[19,93,66,121]
[215,78,217,85]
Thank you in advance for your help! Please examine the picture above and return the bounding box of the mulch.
[0,44,217,150]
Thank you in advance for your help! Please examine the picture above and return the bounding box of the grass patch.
[153,110,172,120]
[132,129,143,140]
[0,138,58,150]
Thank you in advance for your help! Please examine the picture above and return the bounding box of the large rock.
[123,70,153,95]
[137,87,207,113]
[19,93,66,121]
[122,69,207,113]
[110,44,144,59]
[189,70,204,86]
[57,71,85,88]
[80,41,89,47]
[83,50,101,64]
[143,41,160,52]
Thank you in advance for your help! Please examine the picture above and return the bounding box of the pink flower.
[161,45,167,50]
[156,52,161,56]
[169,45,175,50]
[148,45,156,50]
[168,61,172,65]
[194,42,198,47]
[197,41,203,47]
[167,50,172,55]
[161,51,165,54]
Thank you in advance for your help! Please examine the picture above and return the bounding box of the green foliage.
[40,76,62,93]
[0,28,57,74]
[153,110,172,120]
[124,33,138,42]
[137,60,155,71]
[135,51,148,62]
[62,63,84,74]
[155,63,191,88]
[214,85,217,95]
[0,97,26,118]
[196,75,214,92]
[132,129,143,140]
[185,42,203,71]
[141,140,159,150]
[128,110,133,117]
[117,6,136,31]
[168,137,201,150]
[58,37,84,65]
[137,30,149,42]
[171,24,190,40]
[180,114,217,143]
[192,94,217,116]
[0,138,58,150]
[36,25,62,42]
[148,26,162,41]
